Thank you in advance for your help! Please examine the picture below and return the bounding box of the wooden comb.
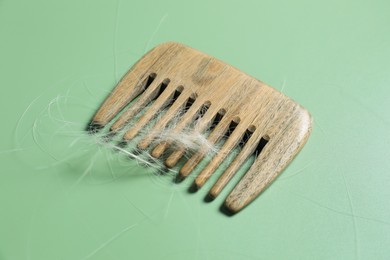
[88,42,312,213]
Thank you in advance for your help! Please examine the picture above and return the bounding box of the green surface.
[1,0,390,259]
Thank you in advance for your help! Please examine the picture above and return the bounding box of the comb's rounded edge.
[223,106,313,214]
[292,105,313,142]
[151,41,186,53]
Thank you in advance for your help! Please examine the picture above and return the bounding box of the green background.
[1,0,390,259]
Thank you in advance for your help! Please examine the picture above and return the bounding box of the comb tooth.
[123,85,182,140]
[209,130,263,199]
[225,111,312,213]
[90,73,155,131]
[137,92,192,150]
[111,77,169,133]
[164,149,184,167]
[150,99,206,158]
[164,147,185,168]
[194,121,245,189]
[89,43,179,128]
[179,117,231,178]
[164,106,219,168]
[223,138,286,213]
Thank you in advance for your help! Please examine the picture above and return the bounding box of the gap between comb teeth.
[209,132,270,199]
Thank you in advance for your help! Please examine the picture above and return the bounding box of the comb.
[88,42,312,213]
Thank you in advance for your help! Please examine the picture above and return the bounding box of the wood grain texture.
[89,42,312,213]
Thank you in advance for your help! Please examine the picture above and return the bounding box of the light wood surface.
[89,42,312,213]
